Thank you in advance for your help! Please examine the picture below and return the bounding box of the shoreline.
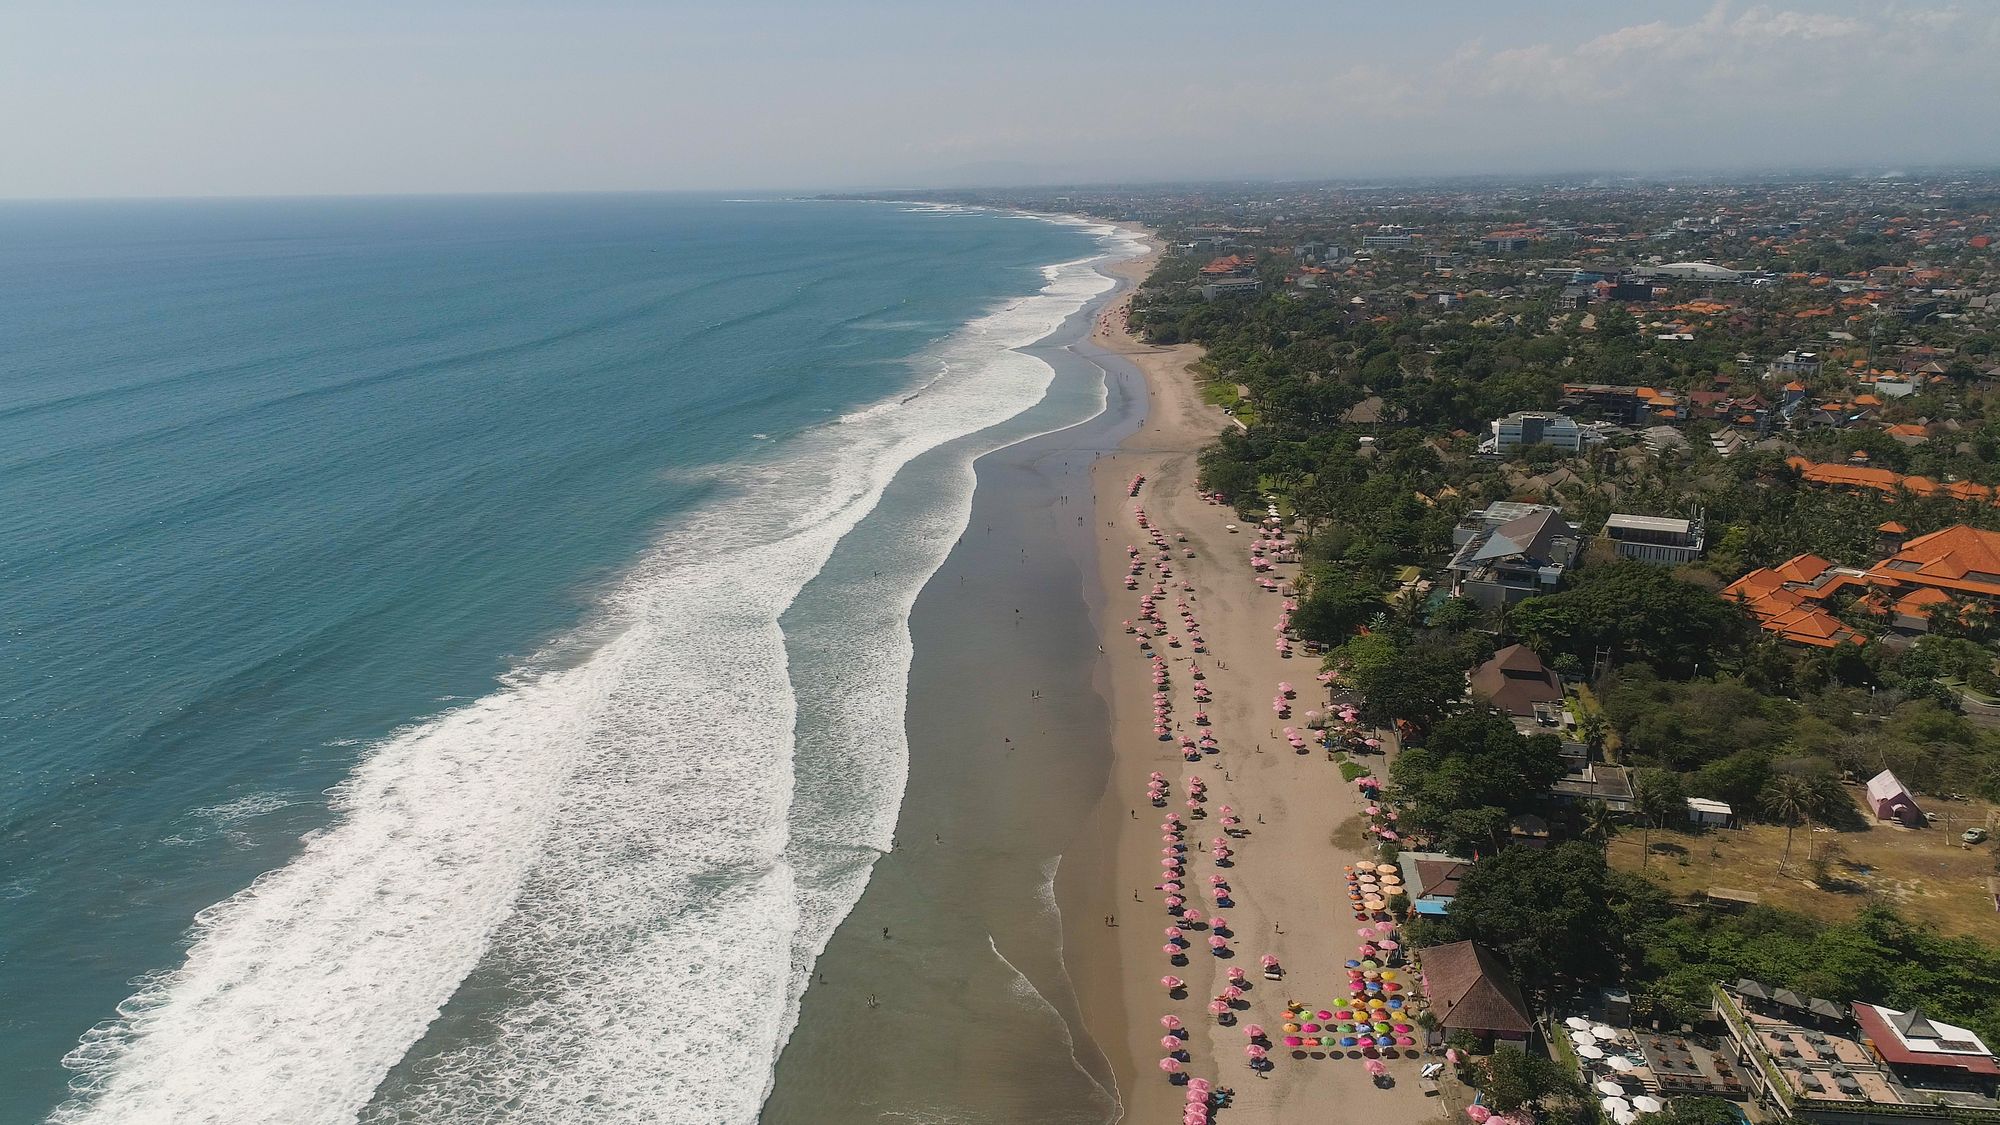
[1054,232,1440,1123]
[762,217,1152,1123]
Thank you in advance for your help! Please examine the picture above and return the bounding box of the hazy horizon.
[5,0,1999,200]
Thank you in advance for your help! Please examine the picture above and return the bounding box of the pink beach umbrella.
[1221,985,1243,1000]
[1159,1057,1183,1074]
[1260,954,1279,968]
[1162,944,1181,955]
[1246,1044,1267,1059]
[1161,1035,1182,1051]
[1465,1105,1490,1123]
[1208,935,1227,949]
[1210,916,1228,931]
[1161,1015,1184,1031]
[1365,1058,1388,1078]
[1208,1000,1229,1016]
[1245,1024,1265,1039]
[1162,976,1184,990]
[1226,967,1247,984]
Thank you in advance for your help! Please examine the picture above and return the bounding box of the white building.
[1490,411,1585,453]
[1604,513,1706,564]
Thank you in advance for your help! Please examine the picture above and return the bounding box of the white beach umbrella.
[1597,1079,1628,1096]
[1632,1095,1664,1113]
[1577,1044,1605,1060]
[1608,1056,1637,1073]
[1566,1016,1594,1031]
[1601,1096,1630,1113]
[1592,1025,1620,1041]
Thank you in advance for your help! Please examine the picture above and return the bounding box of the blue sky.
[3,1,1997,197]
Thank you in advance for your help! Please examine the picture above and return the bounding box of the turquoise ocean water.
[0,196,1123,1123]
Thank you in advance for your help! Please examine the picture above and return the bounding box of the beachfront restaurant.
[1716,980,2000,1123]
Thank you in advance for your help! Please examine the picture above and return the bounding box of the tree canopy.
[1415,842,1635,992]
[1390,712,1566,854]
[1510,561,1749,677]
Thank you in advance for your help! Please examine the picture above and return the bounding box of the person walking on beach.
[882,927,890,940]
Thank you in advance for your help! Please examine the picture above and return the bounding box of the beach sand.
[1057,233,1442,1124]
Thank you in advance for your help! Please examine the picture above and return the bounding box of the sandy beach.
[1057,231,1442,1125]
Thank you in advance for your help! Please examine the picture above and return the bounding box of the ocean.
[0,194,1138,1123]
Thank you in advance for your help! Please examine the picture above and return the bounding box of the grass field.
[1608,787,2000,938]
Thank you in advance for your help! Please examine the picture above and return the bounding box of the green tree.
[1424,843,1621,991]
[1478,1047,1580,1114]
[1292,574,1385,646]
[1511,561,1749,677]
[1760,776,1824,872]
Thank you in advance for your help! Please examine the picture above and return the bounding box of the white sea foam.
[53,212,1145,1125]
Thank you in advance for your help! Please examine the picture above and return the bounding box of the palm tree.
[1761,774,1815,874]
[1798,773,1849,865]
[1579,801,1620,846]
[1632,769,1685,870]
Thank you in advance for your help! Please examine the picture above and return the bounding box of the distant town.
[883,172,2000,1125]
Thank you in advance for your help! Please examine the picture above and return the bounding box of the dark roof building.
[1469,644,1563,718]
[1446,505,1581,609]
[1421,940,1533,1039]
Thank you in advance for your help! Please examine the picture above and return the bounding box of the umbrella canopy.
[1592,1025,1619,1041]
[1607,1056,1636,1073]
[1601,1097,1630,1113]
[1576,1044,1605,1059]
[1566,1016,1594,1031]
[1632,1096,1663,1113]
[1597,1079,1628,1097]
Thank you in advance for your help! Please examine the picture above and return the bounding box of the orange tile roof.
[1892,586,1951,616]
[1869,525,2000,594]
[1773,553,1833,584]
[1784,457,1989,503]
[1878,521,1907,534]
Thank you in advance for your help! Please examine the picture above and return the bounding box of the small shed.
[1865,769,1925,827]
[1685,797,1733,827]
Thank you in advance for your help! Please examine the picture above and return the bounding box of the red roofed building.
[1725,525,2000,646]
[1722,554,1866,648]
[1864,524,2000,600]
[1852,1003,2000,1086]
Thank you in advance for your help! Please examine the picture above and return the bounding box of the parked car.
[1963,827,1989,845]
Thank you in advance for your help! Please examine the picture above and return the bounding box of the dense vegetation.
[1414,845,2000,1048]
